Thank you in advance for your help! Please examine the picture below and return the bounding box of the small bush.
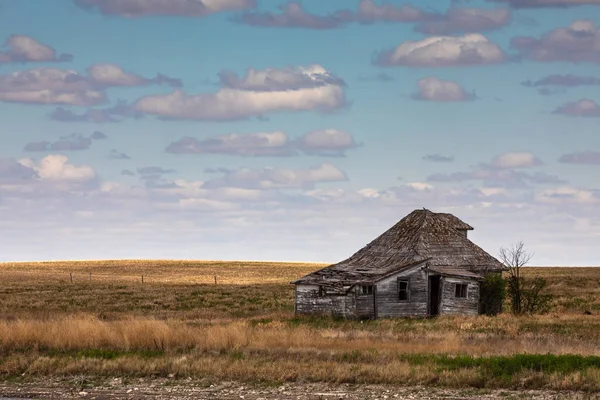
[479,273,505,316]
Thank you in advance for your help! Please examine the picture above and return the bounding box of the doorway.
[429,275,440,316]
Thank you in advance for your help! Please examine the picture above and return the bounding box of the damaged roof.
[293,208,505,285]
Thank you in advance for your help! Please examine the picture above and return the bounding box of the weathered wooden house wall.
[295,267,481,319]
[294,284,356,318]
[373,263,428,318]
[439,277,479,316]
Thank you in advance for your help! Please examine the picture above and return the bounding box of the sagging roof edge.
[292,262,503,286]
[290,259,428,286]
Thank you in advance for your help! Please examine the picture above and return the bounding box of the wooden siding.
[374,263,428,318]
[355,289,375,319]
[439,277,479,316]
[295,284,356,318]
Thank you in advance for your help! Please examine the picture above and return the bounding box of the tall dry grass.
[1,314,600,357]
[1,261,600,390]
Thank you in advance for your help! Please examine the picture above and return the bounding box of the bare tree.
[499,241,533,314]
[499,242,551,314]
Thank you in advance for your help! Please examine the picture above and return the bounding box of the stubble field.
[1,260,600,397]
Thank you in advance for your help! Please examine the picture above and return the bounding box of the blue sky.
[1,0,600,265]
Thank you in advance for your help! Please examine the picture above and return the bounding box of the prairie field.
[1,260,600,394]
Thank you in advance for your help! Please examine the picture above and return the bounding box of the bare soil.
[0,379,598,400]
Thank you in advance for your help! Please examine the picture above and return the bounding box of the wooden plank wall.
[439,277,479,316]
[295,284,356,318]
[375,263,428,318]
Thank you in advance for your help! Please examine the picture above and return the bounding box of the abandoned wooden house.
[292,209,505,319]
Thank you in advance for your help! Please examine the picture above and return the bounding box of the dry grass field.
[1,260,600,393]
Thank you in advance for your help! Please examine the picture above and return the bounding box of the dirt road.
[1,380,598,400]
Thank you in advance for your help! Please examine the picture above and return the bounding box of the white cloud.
[496,0,600,7]
[219,65,343,91]
[133,65,346,120]
[412,77,474,101]
[0,35,71,63]
[0,65,178,106]
[375,33,505,67]
[74,0,256,18]
[491,152,543,168]
[0,68,105,106]
[166,128,358,157]
[86,64,181,88]
[512,20,600,63]
[18,155,96,182]
[295,129,358,156]
[405,182,435,191]
[202,163,348,189]
[415,8,511,35]
[535,187,598,205]
[553,99,600,117]
[166,131,291,156]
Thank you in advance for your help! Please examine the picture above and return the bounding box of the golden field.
[1,260,600,391]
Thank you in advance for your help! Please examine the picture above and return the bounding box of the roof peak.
[292,208,503,285]
[408,208,474,231]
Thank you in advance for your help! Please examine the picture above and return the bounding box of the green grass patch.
[399,353,600,381]
[46,348,165,360]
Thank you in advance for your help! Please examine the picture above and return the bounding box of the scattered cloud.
[415,8,511,35]
[374,33,505,67]
[423,154,454,162]
[109,150,131,160]
[512,20,600,63]
[535,186,598,205]
[236,2,350,29]
[412,77,475,102]
[355,0,438,23]
[0,65,178,106]
[50,102,139,123]
[236,1,510,34]
[427,152,553,188]
[137,166,176,176]
[166,129,358,157]
[91,131,107,140]
[522,74,600,87]
[74,0,256,18]
[204,167,234,175]
[559,151,600,165]
[121,169,135,176]
[295,129,359,157]
[491,0,600,8]
[553,99,600,117]
[202,163,348,190]
[491,152,543,168]
[428,168,563,188]
[23,133,99,152]
[0,158,38,183]
[18,154,96,183]
[86,64,182,88]
[166,131,292,157]
[218,65,344,91]
[0,68,105,106]
[236,1,439,29]
[133,65,346,121]
[0,35,72,64]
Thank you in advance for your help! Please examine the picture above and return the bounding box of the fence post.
[214,274,217,285]
[70,273,73,283]
[142,274,144,284]
[89,272,92,281]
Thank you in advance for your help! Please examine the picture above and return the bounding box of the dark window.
[455,283,468,298]
[360,285,373,295]
[318,286,326,297]
[398,279,409,301]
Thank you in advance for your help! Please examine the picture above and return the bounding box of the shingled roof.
[293,209,504,286]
